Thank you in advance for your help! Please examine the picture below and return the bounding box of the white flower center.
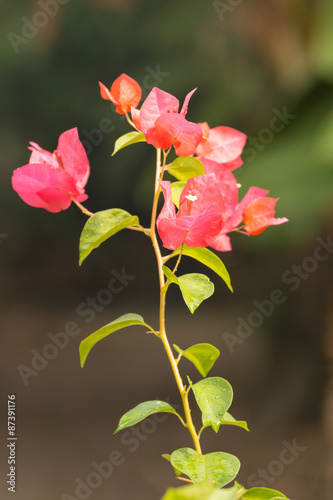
[185,194,198,202]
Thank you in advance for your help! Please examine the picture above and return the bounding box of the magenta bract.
[196,125,247,165]
[157,175,224,250]
[12,128,90,213]
[139,88,203,155]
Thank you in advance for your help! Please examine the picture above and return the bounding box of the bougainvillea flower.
[196,125,247,167]
[201,158,269,251]
[139,87,203,155]
[147,113,203,156]
[12,128,90,213]
[198,122,210,141]
[243,197,289,235]
[99,74,142,114]
[157,175,224,249]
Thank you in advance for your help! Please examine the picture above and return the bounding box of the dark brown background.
[1,1,333,499]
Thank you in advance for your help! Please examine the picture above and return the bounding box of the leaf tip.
[79,343,87,368]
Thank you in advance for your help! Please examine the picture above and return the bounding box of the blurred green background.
[1,1,333,499]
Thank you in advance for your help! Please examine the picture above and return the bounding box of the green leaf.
[240,488,288,500]
[166,157,205,182]
[162,265,179,284]
[171,181,186,208]
[79,313,152,367]
[220,412,249,432]
[170,448,240,488]
[162,454,183,476]
[79,209,140,265]
[172,246,233,292]
[112,131,146,156]
[114,400,180,434]
[162,269,215,313]
[173,343,220,377]
[191,377,233,432]
[162,484,238,500]
[178,273,215,313]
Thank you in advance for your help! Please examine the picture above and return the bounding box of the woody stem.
[150,148,202,454]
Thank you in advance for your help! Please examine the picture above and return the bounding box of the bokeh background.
[1,1,333,499]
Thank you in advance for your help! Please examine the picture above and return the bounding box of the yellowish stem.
[149,149,202,454]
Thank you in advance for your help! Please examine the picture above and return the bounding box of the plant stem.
[72,199,94,217]
[150,149,202,454]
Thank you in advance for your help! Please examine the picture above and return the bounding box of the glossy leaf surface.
[112,131,146,156]
[162,484,238,500]
[171,181,186,208]
[241,488,288,499]
[171,246,232,292]
[173,343,220,377]
[178,273,215,313]
[79,313,151,367]
[79,208,140,265]
[115,400,180,433]
[191,377,233,432]
[162,265,179,284]
[220,412,249,432]
[170,448,240,488]
[167,156,205,182]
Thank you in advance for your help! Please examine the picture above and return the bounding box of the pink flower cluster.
[12,128,89,213]
[12,74,288,250]
[157,122,288,251]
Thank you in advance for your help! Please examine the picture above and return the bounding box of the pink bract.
[12,128,90,213]
[157,175,224,250]
[157,157,285,252]
[243,197,289,235]
[201,158,269,251]
[139,87,203,155]
[196,125,247,165]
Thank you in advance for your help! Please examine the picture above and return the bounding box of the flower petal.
[57,128,90,192]
[28,142,58,168]
[148,113,203,155]
[223,156,243,171]
[131,107,141,131]
[157,181,191,249]
[228,186,270,230]
[139,87,179,136]
[196,126,247,163]
[179,88,197,117]
[209,233,232,252]
[11,163,76,212]
[178,175,224,247]
[173,119,203,157]
[243,197,288,235]
[179,174,224,219]
[157,176,224,250]
[99,81,117,106]
[111,74,142,114]
[200,158,238,227]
